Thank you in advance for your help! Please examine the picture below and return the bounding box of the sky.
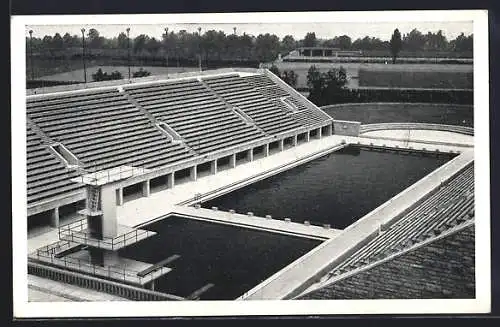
[24,12,473,41]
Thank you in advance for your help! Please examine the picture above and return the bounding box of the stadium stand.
[27,88,194,172]
[202,74,303,134]
[242,74,330,126]
[299,223,475,299]
[123,78,267,154]
[26,123,83,205]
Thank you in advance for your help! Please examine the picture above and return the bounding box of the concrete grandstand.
[26,67,475,301]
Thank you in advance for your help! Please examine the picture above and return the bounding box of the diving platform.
[30,245,171,286]
[71,165,150,186]
[58,218,157,251]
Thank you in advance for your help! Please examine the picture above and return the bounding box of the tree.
[52,33,64,50]
[282,70,298,88]
[336,35,352,50]
[390,28,402,64]
[117,32,128,49]
[281,35,297,53]
[303,32,317,47]
[403,28,426,52]
[268,64,280,76]
[133,34,150,54]
[87,28,103,49]
[91,68,123,81]
[307,65,348,105]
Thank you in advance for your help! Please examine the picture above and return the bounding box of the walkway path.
[28,275,127,302]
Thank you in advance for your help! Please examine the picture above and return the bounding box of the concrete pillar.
[116,188,124,206]
[100,184,118,238]
[264,144,270,156]
[142,180,150,197]
[230,154,236,168]
[50,207,60,228]
[248,149,254,162]
[190,166,197,181]
[279,139,284,151]
[149,280,155,291]
[327,124,333,136]
[211,160,217,174]
[318,127,322,139]
[103,250,120,267]
[305,131,310,142]
[293,135,298,146]
[167,173,174,188]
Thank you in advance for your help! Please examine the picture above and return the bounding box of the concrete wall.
[333,120,361,136]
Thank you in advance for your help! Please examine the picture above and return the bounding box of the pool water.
[202,145,455,229]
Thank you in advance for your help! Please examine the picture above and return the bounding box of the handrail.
[58,218,154,250]
[32,249,168,284]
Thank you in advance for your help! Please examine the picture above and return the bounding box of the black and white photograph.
[11,10,491,317]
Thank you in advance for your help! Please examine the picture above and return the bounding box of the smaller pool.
[118,215,321,300]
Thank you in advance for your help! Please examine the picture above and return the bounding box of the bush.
[91,68,123,82]
[132,68,151,78]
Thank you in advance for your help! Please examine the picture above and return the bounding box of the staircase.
[88,186,100,212]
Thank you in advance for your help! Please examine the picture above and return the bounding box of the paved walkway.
[361,129,474,146]
[28,275,127,302]
[168,206,341,240]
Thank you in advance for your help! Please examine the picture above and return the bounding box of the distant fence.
[27,79,84,89]
[359,122,474,136]
[28,261,185,301]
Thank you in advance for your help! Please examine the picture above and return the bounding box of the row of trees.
[27,27,473,64]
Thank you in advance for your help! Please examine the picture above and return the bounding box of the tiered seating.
[27,89,193,172]
[124,79,266,155]
[203,74,302,135]
[327,163,474,278]
[243,74,332,126]
[299,224,475,299]
[27,124,83,204]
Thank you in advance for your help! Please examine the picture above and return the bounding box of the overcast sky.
[27,21,473,41]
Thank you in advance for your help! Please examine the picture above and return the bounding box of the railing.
[359,122,474,136]
[58,218,156,250]
[28,261,184,301]
[73,165,148,186]
[33,245,168,285]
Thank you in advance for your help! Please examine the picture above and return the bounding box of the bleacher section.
[323,163,474,280]
[299,223,475,299]
[202,74,303,134]
[123,79,266,155]
[27,124,83,204]
[242,74,330,127]
[27,88,194,172]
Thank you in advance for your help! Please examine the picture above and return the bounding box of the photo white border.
[11,9,490,318]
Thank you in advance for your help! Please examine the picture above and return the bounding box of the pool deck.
[28,275,127,302]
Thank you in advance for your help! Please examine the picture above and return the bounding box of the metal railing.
[58,218,156,250]
[73,165,148,186]
[33,245,169,285]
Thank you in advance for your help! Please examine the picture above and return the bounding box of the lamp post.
[81,28,87,84]
[164,27,169,77]
[198,27,202,72]
[233,27,236,35]
[28,30,34,80]
[126,28,131,80]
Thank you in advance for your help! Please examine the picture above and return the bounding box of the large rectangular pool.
[202,145,455,229]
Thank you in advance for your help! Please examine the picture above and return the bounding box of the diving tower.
[29,166,171,290]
